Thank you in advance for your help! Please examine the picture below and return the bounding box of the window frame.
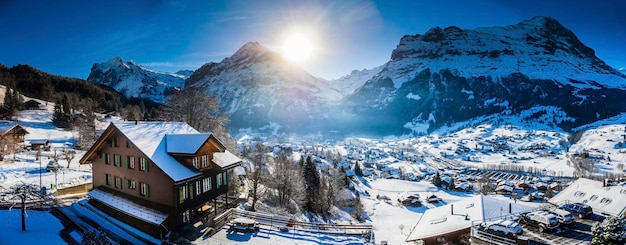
[140,182,150,197]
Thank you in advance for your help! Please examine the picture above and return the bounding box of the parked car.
[519,211,560,233]
[477,219,523,239]
[548,208,574,225]
[46,161,61,172]
[560,203,593,219]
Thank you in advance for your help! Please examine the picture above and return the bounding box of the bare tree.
[75,98,97,149]
[64,150,76,168]
[247,158,266,212]
[270,152,304,209]
[0,183,47,231]
[156,89,237,152]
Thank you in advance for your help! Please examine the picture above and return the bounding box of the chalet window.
[189,183,194,199]
[102,153,110,165]
[127,179,136,189]
[139,158,148,172]
[126,156,135,169]
[216,173,222,188]
[105,174,111,185]
[111,137,118,147]
[195,181,201,196]
[140,182,150,197]
[179,185,188,204]
[182,210,190,223]
[114,176,122,189]
[126,140,134,148]
[192,157,199,168]
[201,155,208,168]
[202,177,212,192]
[114,154,121,167]
[436,236,446,242]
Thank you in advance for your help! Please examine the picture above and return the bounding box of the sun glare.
[282,32,315,63]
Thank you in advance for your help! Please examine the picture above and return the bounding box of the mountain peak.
[229,41,280,64]
[87,57,185,104]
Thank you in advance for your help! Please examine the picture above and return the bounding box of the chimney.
[451,204,454,215]
[509,203,512,213]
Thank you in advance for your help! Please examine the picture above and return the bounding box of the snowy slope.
[87,56,188,104]
[186,42,343,133]
[329,66,383,96]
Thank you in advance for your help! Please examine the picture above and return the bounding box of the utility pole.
[37,150,42,192]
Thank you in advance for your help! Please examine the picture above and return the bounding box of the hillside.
[0,63,157,114]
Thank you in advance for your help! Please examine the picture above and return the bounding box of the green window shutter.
[146,184,150,198]
[125,156,129,168]
[145,161,149,172]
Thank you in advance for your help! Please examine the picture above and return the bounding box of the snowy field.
[0,209,69,245]
[0,110,91,192]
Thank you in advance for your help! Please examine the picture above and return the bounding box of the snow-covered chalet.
[79,121,242,239]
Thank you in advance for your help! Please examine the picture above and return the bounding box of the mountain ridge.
[343,16,626,135]
[85,16,626,136]
[87,56,189,104]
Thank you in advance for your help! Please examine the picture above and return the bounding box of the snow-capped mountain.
[342,16,626,135]
[87,56,190,104]
[185,42,342,133]
[329,66,383,96]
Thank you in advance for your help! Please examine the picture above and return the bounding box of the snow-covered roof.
[0,121,28,134]
[406,195,533,242]
[549,178,626,217]
[165,134,211,154]
[89,189,168,225]
[212,150,242,169]
[114,122,202,182]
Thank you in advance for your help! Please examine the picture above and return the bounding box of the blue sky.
[1,0,624,80]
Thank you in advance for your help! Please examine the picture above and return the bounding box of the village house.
[549,178,626,217]
[405,195,533,244]
[23,99,43,110]
[79,122,242,239]
[0,121,29,143]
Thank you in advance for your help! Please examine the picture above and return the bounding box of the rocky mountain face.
[185,42,342,133]
[341,16,626,135]
[87,57,189,104]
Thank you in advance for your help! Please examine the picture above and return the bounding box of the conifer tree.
[52,98,72,128]
[303,155,321,213]
[3,88,15,117]
[432,171,442,187]
[353,161,363,177]
[447,178,455,191]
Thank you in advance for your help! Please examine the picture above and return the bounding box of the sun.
[281,32,316,63]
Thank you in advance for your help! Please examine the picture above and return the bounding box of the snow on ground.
[204,227,366,245]
[0,209,68,245]
[0,109,91,191]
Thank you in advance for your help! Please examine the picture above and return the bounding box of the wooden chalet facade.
[79,122,242,239]
[0,121,29,143]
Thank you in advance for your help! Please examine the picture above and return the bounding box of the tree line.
[242,143,364,222]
